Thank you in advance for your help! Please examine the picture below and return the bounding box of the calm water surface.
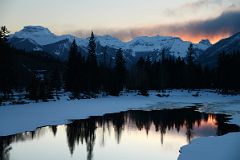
[0,107,239,160]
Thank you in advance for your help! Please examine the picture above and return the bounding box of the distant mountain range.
[8,26,240,67]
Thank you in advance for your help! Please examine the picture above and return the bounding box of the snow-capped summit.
[12,26,75,45]
[95,35,125,49]
[126,36,183,52]
[18,26,53,35]
[124,35,211,58]
[199,39,211,46]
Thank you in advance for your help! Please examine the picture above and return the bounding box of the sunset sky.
[1,0,240,43]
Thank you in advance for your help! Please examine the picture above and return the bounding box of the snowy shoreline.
[1,90,240,160]
[178,132,240,160]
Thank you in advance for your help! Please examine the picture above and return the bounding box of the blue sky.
[1,0,240,42]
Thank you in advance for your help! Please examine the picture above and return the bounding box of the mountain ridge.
[9,25,212,64]
[198,32,240,67]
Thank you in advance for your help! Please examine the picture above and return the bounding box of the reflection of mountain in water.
[0,107,239,160]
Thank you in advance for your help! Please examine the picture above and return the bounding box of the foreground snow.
[178,132,240,160]
[0,90,240,160]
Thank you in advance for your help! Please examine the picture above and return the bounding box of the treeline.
[216,52,240,92]
[64,32,126,97]
[0,26,240,103]
[63,36,240,97]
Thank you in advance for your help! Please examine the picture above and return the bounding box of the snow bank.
[178,132,240,160]
[1,90,240,160]
[0,91,168,136]
[1,90,240,137]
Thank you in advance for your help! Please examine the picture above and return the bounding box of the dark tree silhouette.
[27,75,40,101]
[0,26,10,41]
[0,26,15,100]
[64,39,85,98]
[186,43,195,65]
[49,68,62,98]
[86,32,99,93]
[87,32,97,67]
[110,48,126,95]
[217,52,240,92]
[135,57,149,95]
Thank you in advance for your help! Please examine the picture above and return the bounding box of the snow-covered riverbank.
[177,94,240,160]
[0,90,240,160]
[178,132,240,160]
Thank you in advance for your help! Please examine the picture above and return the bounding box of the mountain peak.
[13,26,63,45]
[17,26,54,36]
[95,35,125,49]
[22,26,51,32]
[199,39,211,46]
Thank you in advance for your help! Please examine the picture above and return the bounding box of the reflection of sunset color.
[4,109,239,160]
[207,114,217,126]
[194,114,218,128]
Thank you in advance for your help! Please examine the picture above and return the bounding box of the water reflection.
[0,107,239,160]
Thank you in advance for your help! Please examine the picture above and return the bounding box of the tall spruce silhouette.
[0,26,15,99]
[64,39,84,97]
[86,32,99,93]
[135,57,148,95]
[112,48,126,95]
[186,43,195,65]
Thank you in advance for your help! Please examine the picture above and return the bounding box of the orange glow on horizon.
[119,32,231,44]
[176,33,231,44]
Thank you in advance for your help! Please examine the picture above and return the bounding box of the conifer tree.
[0,26,10,41]
[28,75,40,101]
[111,48,126,95]
[186,43,196,89]
[136,57,149,96]
[186,43,195,65]
[101,46,108,67]
[0,26,14,99]
[87,32,97,67]
[64,40,83,97]
[86,32,99,93]
[49,68,62,98]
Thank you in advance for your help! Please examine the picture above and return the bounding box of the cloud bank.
[72,10,240,43]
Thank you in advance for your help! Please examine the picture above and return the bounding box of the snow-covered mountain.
[12,26,77,45]
[127,36,211,58]
[198,32,240,67]
[9,26,212,63]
